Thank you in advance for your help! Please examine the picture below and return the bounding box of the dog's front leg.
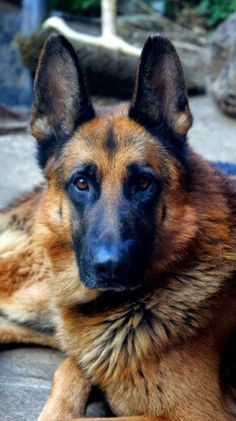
[38,357,92,421]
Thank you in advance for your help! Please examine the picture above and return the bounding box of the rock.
[17,14,206,98]
[0,347,64,421]
[118,14,206,94]
[206,13,236,117]
[117,13,206,46]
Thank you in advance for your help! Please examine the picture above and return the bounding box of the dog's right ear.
[30,34,95,168]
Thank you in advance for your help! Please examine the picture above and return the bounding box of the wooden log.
[17,15,206,98]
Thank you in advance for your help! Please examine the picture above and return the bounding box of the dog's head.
[31,35,195,300]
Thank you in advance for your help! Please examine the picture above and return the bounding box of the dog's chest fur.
[56,279,234,416]
[58,298,163,415]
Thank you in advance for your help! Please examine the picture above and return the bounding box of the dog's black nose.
[93,244,128,279]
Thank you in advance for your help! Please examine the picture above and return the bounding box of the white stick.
[101,0,117,38]
[43,16,141,56]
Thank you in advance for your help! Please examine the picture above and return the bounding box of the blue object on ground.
[213,161,236,176]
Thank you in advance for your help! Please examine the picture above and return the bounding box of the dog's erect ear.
[129,36,192,139]
[30,34,94,167]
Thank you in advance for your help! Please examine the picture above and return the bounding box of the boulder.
[206,13,236,117]
[17,14,206,98]
[0,347,64,421]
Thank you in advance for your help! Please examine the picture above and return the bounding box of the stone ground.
[1,95,236,420]
[190,96,236,162]
[0,347,64,421]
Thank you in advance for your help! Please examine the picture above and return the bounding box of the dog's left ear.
[129,36,192,138]
[30,34,94,167]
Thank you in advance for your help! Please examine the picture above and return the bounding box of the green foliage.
[165,0,236,28]
[196,0,236,27]
[50,0,100,14]
[164,0,198,19]
[49,1,236,27]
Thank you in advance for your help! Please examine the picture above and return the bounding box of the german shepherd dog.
[1,34,236,421]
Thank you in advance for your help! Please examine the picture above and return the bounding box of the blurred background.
[1,0,236,205]
[2,0,236,108]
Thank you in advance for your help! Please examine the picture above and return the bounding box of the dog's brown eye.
[138,176,151,191]
[74,177,89,191]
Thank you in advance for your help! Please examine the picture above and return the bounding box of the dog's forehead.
[62,112,165,177]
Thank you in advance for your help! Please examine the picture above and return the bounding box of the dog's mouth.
[77,285,148,315]
[80,273,144,292]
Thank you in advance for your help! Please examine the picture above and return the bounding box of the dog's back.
[0,186,57,347]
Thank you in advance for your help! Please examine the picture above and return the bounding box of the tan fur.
[38,357,91,421]
[0,189,58,347]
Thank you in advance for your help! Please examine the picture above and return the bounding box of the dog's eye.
[74,176,89,191]
[137,176,151,191]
